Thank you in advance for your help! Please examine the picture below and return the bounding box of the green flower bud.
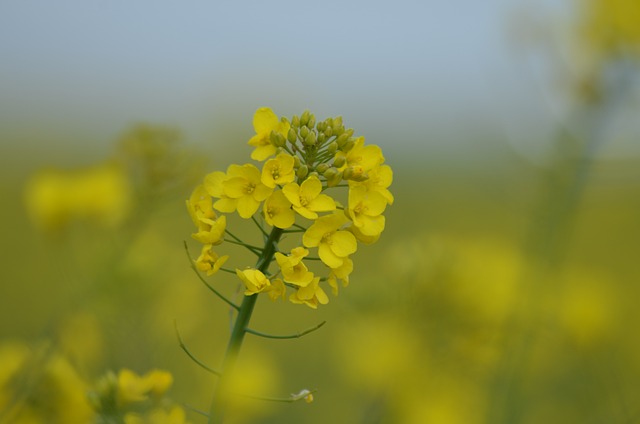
[292,115,300,128]
[316,163,330,173]
[293,156,301,167]
[317,133,326,144]
[333,152,346,168]
[328,141,338,154]
[316,121,326,132]
[333,116,343,130]
[336,133,349,147]
[300,110,310,127]
[345,128,354,138]
[323,167,338,179]
[304,131,317,146]
[287,128,298,144]
[300,126,309,139]
[297,164,309,179]
[308,114,316,129]
[324,126,333,137]
[342,139,355,152]
[326,170,343,187]
[308,171,319,179]
[270,131,286,147]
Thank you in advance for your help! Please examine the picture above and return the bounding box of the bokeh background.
[2,0,640,423]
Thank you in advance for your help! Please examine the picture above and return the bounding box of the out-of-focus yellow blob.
[24,163,133,231]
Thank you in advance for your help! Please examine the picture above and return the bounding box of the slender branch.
[292,223,308,231]
[174,320,221,376]
[251,216,270,239]
[182,404,209,418]
[223,238,263,255]
[282,228,306,233]
[239,389,317,403]
[184,241,240,311]
[304,257,323,261]
[246,321,326,340]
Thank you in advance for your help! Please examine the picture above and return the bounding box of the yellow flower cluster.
[90,368,190,423]
[187,107,393,308]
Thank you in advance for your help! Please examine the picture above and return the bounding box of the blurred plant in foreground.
[184,107,392,423]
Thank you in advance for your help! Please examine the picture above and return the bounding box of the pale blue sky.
[1,0,636,164]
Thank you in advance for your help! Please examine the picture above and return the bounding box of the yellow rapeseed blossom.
[263,190,295,229]
[208,164,273,219]
[236,268,272,295]
[195,244,229,276]
[303,212,357,269]
[347,185,387,237]
[289,277,329,309]
[187,107,392,308]
[117,368,173,405]
[275,247,315,287]
[261,153,296,188]
[282,175,336,219]
[248,107,291,161]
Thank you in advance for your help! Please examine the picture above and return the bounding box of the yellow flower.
[186,184,215,226]
[195,244,229,276]
[350,164,394,205]
[208,164,273,219]
[263,190,295,229]
[303,212,357,268]
[124,405,189,424]
[248,107,291,161]
[327,257,353,295]
[289,277,329,309]
[266,278,287,301]
[275,247,314,287]
[282,175,336,219]
[117,369,173,405]
[236,268,271,295]
[261,153,296,188]
[347,186,387,237]
[348,222,381,245]
[24,164,133,231]
[336,136,385,181]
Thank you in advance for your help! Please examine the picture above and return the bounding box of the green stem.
[208,227,284,423]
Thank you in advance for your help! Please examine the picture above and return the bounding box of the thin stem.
[208,227,284,424]
[174,320,221,376]
[223,238,263,254]
[246,321,326,340]
[251,216,270,239]
[184,242,240,311]
[239,389,317,403]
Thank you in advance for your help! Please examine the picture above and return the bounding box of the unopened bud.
[293,156,301,167]
[287,128,298,144]
[304,131,316,146]
[333,152,346,168]
[323,167,338,179]
[307,114,316,129]
[297,164,309,179]
[336,133,349,147]
[316,121,326,132]
[326,170,343,187]
[300,126,309,139]
[292,115,300,128]
[300,110,310,127]
[328,141,338,154]
[316,163,330,173]
[342,139,355,152]
[324,126,333,137]
[345,128,354,138]
[317,133,326,144]
[270,131,286,147]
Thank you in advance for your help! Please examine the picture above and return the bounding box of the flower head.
[261,153,296,188]
[236,268,271,295]
[195,244,229,276]
[283,175,336,220]
[275,247,315,287]
[208,164,273,219]
[347,186,387,237]
[289,277,329,309]
[303,212,357,268]
[248,107,290,161]
[263,190,295,229]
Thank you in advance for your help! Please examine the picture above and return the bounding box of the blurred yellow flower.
[24,163,133,231]
[117,369,173,405]
[195,244,229,276]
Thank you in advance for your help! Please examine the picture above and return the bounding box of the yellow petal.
[253,107,279,133]
[330,231,357,257]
